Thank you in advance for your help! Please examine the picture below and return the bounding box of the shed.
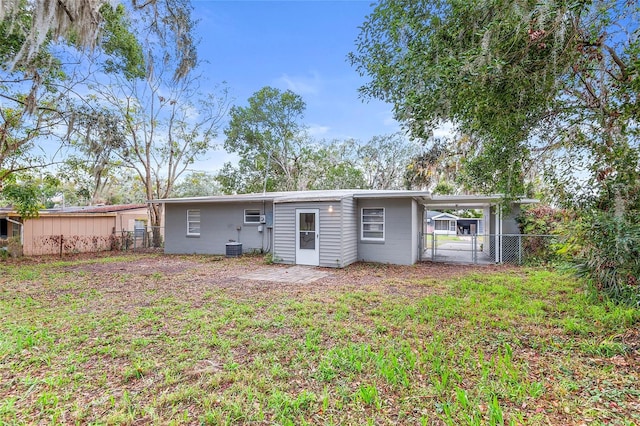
[0,204,149,256]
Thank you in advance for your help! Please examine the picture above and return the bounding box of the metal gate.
[421,232,487,264]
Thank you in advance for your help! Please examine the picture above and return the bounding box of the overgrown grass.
[0,255,638,425]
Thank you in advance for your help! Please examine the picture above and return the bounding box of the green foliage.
[1,180,42,218]
[357,133,419,189]
[350,0,639,197]
[223,86,308,192]
[432,182,454,195]
[219,93,417,193]
[517,206,566,236]
[517,205,583,265]
[577,212,640,307]
[171,171,221,197]
[98,4,146,80]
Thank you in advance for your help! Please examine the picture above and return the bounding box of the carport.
[420,195,536,264]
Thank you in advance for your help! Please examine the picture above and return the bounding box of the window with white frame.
[362,208,385,241]
[186,209,200,236]
[244,209,261,224]
[434,220,449,231]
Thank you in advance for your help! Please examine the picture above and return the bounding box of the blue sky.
[190,0,402,171]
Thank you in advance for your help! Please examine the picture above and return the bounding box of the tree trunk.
[149,203,163,248]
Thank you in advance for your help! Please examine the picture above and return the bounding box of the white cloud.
[307,124,330,137]
[432,121,456,139]
[191,150,240,173]
[276,72,322,95]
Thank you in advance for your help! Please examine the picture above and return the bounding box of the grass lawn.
[1,253,638,425]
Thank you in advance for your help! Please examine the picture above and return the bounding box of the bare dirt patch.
[63,256,203,276]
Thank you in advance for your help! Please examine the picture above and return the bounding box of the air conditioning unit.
[259,215,267,224]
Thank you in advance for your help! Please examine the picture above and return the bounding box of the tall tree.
[305,139,367,190]
[358,133,419,190]
[350,0,639,198]
[65,103,129,204]
[171,171,221,198]
[350,0,640,300]
[95,72,229,244]
[223,86,309,193]
[0,1,146,212]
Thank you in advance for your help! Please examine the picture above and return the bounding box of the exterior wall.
[357,198,417,265]
[23,215,116,256]
[115,208,150,233]
[273,200,347,268]
[502,205,522,234]
[341,197,358,267]
[164,202,273,255]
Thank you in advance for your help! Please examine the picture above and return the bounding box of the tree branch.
[57,0,75,22]
[0,93,62,114]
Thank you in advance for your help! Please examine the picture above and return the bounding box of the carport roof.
[426,195,537,209]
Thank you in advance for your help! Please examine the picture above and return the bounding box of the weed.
[355,384,382,409]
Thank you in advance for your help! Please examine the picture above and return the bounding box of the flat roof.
[157,189,434,204]
[154,190,536,206]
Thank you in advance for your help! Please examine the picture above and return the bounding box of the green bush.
[517,205,578,264]
[576,212,640,306]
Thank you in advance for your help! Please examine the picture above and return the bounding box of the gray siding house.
[159,190,530,267]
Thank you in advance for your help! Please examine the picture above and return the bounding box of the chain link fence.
[421,233,561,265]
[495,234,561,265]
[113,226,164,251]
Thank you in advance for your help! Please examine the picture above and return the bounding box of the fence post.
[472,234,477,264]
[518,234,522,265]
[431,232,436,260]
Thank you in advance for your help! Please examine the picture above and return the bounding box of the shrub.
[517,205,578,264]
[576,211,640,307]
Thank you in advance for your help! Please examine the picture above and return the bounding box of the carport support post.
[494,204,503,264]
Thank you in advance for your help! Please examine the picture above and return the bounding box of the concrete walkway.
[239,265,330,284]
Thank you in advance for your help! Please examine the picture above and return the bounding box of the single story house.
[425,211,484,236]
[158,190,532,267]
[0,204,150,256]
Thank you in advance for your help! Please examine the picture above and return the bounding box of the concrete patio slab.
[238,265,330,284]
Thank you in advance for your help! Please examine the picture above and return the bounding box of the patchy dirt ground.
[1,252,637,425]
[55,251,522,294]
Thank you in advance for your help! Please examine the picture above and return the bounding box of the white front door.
[296,209,319,266]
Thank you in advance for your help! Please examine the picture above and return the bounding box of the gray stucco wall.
[273,200,347,268]
[164,202,273,254]
[357,198,417,265]
[502,205,522,234]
